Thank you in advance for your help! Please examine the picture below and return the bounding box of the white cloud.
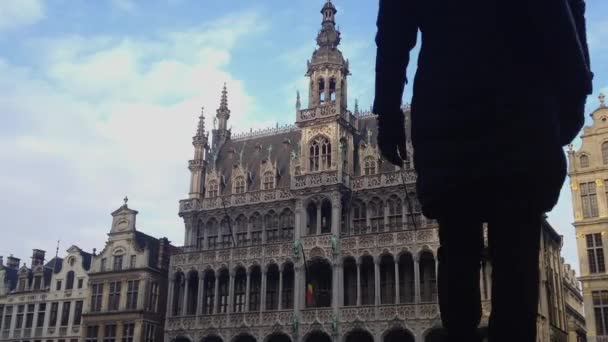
[0,0,44,32]
[0,9,267,260]
[111,0,136,12]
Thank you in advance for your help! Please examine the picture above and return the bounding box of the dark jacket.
[373,0,592,218]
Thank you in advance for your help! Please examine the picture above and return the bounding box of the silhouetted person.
[373,0,592,341]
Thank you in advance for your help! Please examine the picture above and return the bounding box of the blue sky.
[0,0,606,274]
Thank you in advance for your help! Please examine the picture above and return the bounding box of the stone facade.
[568,93,608,342]
[80,201,174,342]
[563,263,587,342]
[165,2,580,342]
[0,247,92,342]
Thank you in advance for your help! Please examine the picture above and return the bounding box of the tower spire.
[196,107,206,137]
[296,91,301,110]
[216,83,231,132]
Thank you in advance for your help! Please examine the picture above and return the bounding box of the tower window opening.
[318,78,326,104]
[329,78,336,102]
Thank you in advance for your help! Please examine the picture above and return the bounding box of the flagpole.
[299,241,311,307]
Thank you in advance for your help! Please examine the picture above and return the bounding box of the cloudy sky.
[0,0,606,273]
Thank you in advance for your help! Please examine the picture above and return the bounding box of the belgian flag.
[306,283,314,306]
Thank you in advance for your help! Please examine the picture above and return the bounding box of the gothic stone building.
[165,2,579,342]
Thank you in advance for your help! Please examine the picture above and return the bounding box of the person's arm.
[373,0,418,166]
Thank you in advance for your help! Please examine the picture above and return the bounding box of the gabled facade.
[0,247,91,342]
[568,93,608,342]
[81,201,173,342]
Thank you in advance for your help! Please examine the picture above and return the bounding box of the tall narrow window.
[352,201,367,234]
[217,270,229,314]
[233,268,246,313]
[100,258,107,272]
[235,215,248,246]
[18,278,26,291]
[129,255,136,268]
[420,252,437,302]
[14,305,22,329]
[207,219,218,250]
[387,196,403,230]
[221,218,232,248]
[3,306,12,332]
[113,255,123,271]
[108,282,121,311]
[126,280,139,310]
[329,78,336,101]
[369,198,384,232]
[91,284,103,312]
[587,233,606,274]
[55,280,62,291]
[25,304,34,328]
[33,276,42,290]
[103,324,116,342]
[406,193,423,229]
[144,324,155,342]
[147,282,159,312]
[320,200,332,234]
[581,182,600,218]
[60,302,70,326]
[122,324,134,342]
[66,271,75,290]
[594,290,608,336]
[306,203,318,235]
[282,263,294,309]
[207,181,219,198]
[73,301,83,326]
[263,172,274,190]
[249,267,261,311]
[250,214,263,245]
[85,326,99,342]
[234,176,246,194]
[309,137,331,171]
[603,142,608,164]
[36,303,46,328]
[265,211,279,243]
[279,210,294,241]
[49,303,58,327]
[318,78,325,104]
[363,156,377,176]
[265,265,279,311]
[202,271,215,315]
[380,255,396,304]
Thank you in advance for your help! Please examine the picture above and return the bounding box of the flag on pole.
[306,283,314,306]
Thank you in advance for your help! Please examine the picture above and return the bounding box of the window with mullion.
[108,282,121,311]
[581,182,600,218]
[103,324,116,342]
[126,280,139,310]
[587,233,606,274]
[594,290,608,336]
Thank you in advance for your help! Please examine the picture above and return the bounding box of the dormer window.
[310,136,332,172]
[364,156,377,175]
[113,255,123,271]
[263,172,275,190]
[580,155,590,168]
[18,278,26,291]
[234,176,246,194]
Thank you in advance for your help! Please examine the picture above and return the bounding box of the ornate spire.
[317,0,340,48]
[196,107,206,137]
[216,83,231,131]
[296,91,301,110]
[354,99,360,115]
[600,93,606,108]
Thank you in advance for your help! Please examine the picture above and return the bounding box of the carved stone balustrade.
[297,102,339,123]
[292,170,341,190]
[351,170,417,191]
[171,243,293,270]
[341,304,439,323]
[340,228,439,258]
[194,189,294,212]
[167,311,294,332]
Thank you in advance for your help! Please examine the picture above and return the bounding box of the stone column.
[395,261,400,304]
[245,270,251,312]
[402,202,407,229]
[383,203,389,232]
[278,269,284,310]
[261,269,267,312]
[414,256,421,304]
[331,193,341,236]
[294,264,303,311]
[213,273,220,314]
[295,200,304,238]
[374,257,381,306]
[182,276,189,316]
[228,270,235,314]
[356,261,361,306]
[167,277,175,316]
[197,273,204,315]
[333,261,341,310]
[316,203,322,235]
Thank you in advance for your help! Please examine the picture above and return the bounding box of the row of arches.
[345,195,424,235]
[193,209,295,250]
[172,263,295,316]
[171,251,438,317]
[175,327,420,342]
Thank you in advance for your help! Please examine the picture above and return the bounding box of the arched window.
[233,267,247,313]
[380,255,396,304]
[263,171,275,190]
[249,266,261,311]
[172,272,185,316]
[234,176,245,194]
[186,271,198,315]
[202,270,215,315]
[399,253,415,303]
[419,251,437,302]
[249,213,263,244]
[306,259,332,308]
[405,193,422,229]
[310,136,331,171]
[220,218,232,248]
[360,256,375,305]
[318,78,326,103]
[66,271,75,290]
[217,269,229,313]
[580,155,590,168]
[207,219,218,250]
[603,142,608,164]
[196,220,204,248]
[207,180,218,198]
[363,156,377,176]
[352,200,367,234]
[266,264,280,310]
[387,196,403,230]
[265,211,279,243]
[279,209,295,240]
[329,78,336,101]
[343,257,357,306]
[369,198,384,232]
[306,203,318,235]
[321,199,332,234]
[282,263,295,309]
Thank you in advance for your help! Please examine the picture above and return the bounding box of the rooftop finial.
[600,93,606,108]
[196,107,206,137]
[123,196,129,206]
[220,83,228,110]
[296,91,301,109]
[354,99,360,115]
[216,83,231,132]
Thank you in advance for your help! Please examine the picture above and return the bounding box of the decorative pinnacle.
[196,107,206,137]
[354,99,360,115]
[123,196,128,206]
[600,93,606,108]
[296,91,301,109]
[220,83,228,111]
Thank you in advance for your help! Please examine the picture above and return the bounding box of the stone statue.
[293,239,301,259]
[331,235,339,256]
[331,313,338,335]
[292,315,299,335]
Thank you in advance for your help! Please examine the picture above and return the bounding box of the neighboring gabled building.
[0,246,91,342]
[81,200,174,342]
[563,262,587,342]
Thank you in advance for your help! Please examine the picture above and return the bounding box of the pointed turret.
[212,83,232,148]
[189,107,209,199]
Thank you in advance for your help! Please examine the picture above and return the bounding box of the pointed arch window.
[207,219,218,250]
[580,155,590,168]
[249,213,263,244]
[263,171,275,190]
[369,198,384,232]
[207,180,219,198]
[387,196,403,229]
[310,137,331,172]
[265,211,279,243]
[235,215,248,246]
[279,209,295,240]
[363,156,377,176]
[352,200,367,234]
[329,78,336,101]
[234,176,246,194]
[220,218,232,248]
[603,142,608,164]
[196,220,204,248]
[318,78,326,104]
